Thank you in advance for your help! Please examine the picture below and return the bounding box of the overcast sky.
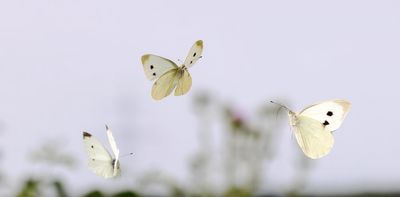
[1,0,400,195]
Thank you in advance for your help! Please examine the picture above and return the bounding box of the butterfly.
[141,40,203,100]
[271,100,351,159]
[82,125,120,178]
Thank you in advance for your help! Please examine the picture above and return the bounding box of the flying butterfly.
[82,125,120,178]
[141,40,203,100]
[271,100,351,159]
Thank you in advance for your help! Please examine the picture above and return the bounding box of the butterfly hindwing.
[87,158,116,179]
[174,69,192,96]
[183,40,203,68]
[299,100,351,131]
[294,116,334,159]
[151,69,179,100]
[141,54,178,81]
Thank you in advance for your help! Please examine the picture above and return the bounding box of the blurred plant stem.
[190,93,214,195]
[189,92,289,196]
[287,155,311,196]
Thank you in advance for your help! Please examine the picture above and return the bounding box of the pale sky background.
[1,0,400,196]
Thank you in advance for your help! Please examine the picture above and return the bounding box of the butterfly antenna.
[269,101,290,111]
[270,101,290,121]
[120,152,134,158]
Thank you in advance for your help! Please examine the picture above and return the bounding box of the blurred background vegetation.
[2,93,398,197]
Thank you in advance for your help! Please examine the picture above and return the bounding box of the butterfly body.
[82,126,121,178]
[141,40,203,100]
[288,111,298,126]
[274,99,351,159]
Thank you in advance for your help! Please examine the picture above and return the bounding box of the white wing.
[141,54,178,81]
[105,125,119,159]
[300,99,351,131]
[174,69,192,96]
[183,40,203,68]
[83,132,116,178]
[105,125,120,176]
[151,69,178,100]
[87,159,119,179]
[293,116,334,159]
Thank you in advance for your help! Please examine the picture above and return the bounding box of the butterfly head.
[288,111,298,126]
[180,64,188,70]
[175,66,186,78]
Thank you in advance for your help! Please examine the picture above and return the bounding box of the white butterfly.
[271,100,351,159]
[141,40,203,100]
[82,125,120,178]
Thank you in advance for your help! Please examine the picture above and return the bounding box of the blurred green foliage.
[17,179,39,197]
[30,142,76,168]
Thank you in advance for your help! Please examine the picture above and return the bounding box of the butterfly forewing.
[83,132,113,161]
[174,69,192,96]
[299,100,351,131]
[83,132,117,178]
[294,116,334,159]
[141,54,178,81]
[183,40,203,68]
[106,126,120,159]
[106,126,120,176]
[151,69,179,100]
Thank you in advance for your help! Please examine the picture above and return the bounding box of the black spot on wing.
[323,120,329,126]
[153,73,156,76]
[83,132,91,138]
[193,52,196,57]
[190,61,193,64]
[150,65,154,69]
[91,145,94,148]
[327,111,333,116]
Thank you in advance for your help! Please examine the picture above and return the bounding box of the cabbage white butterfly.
[141,40,203,100]
[82,125,120,178]
[271,100,351,159]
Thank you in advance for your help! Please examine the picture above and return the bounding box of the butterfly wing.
[87,159,119,179]
[105,125,120,176]
[183,40,203,68]
[151,69,178,100]
[299,100,351,131]
[293,116,334,159]
[83,132,116,178]
[174,69,192,96]
[105,125,119,159]
[141,54,178,81]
